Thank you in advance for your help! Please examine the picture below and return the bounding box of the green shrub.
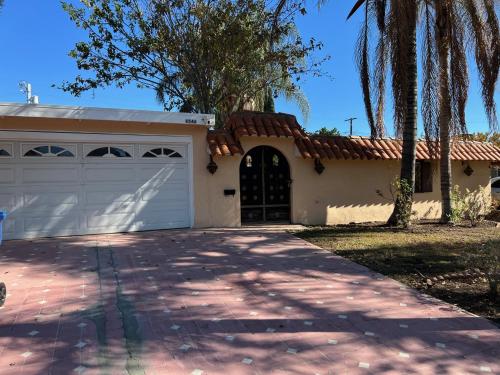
[450,186,466,224]
[450,185,491,226]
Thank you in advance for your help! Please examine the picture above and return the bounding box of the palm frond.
[462,0,499,130]
[355,0,377,137]
[449,2,469,137]
[421,1,439,148]
[347,0,367,20]
[387,0,411,136]
[373,0,388,135]
[284,86,311,122]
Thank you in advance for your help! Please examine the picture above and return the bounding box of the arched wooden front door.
[239,146,291,223]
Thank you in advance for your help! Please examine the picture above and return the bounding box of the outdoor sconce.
[207,156,218,174]
[463,163,474,176]
[314,158,325,175]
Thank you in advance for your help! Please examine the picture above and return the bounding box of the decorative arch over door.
[239,146,291,223]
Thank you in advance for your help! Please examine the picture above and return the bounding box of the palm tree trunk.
[436,2,453,223]
[387,1,418,227]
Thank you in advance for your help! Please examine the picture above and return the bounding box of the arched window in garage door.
[23,145,75,157]
[0,146,12,157]
[142,147,182,158]
[86,146,132,158]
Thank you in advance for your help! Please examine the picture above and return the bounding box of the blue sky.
[0,1,498,136]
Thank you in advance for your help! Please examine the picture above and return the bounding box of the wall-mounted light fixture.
[207,155,218,174]
[314,158,325,175]
[463,162,474,176]
[245,155,253,168]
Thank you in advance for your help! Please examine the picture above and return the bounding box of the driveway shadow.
[0,229,499,374]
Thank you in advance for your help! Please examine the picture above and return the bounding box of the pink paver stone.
[0,229,498,374]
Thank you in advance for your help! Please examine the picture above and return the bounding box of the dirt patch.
[486,210,500,222]
[296,223,500,325]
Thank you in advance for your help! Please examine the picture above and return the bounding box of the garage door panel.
[83,200,137,215]
[84,167,132,182]
[0,192,17,211]
[23,215,80,233]
[23,191,79,206]
[0,167,15,184]
[137,165,188,182]
[141,185,188,203]
[85,213,135,230]
[1,140,192,239]
[22,167,79,183]
[21,203,78,217]
[139,201,190,213]
[85,190,137,205]
[136,206,189,221]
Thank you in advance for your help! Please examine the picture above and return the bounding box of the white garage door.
[0,133,193,240]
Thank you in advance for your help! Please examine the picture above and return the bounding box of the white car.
[492,177,500,201]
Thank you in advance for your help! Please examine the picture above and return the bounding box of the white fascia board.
[0,102,215,126]
[0,130,192,144]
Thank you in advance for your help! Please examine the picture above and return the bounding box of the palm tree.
[422,0,499,222]
[348,0,418,227]
[349,0,499,225]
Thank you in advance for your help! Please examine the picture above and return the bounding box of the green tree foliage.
[263,87,275,113]
[310,127,340,137]
[468,132,500,148]
[60,0,325,125]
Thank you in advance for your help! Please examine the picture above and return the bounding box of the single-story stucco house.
[1,102,499,240]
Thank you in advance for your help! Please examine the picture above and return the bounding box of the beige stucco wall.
[211,136,493,226]
[0,117,493,228]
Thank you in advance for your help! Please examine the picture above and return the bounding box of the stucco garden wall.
[208,136,493,226]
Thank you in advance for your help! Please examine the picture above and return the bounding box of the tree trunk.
[387,1,418,227]
[436,2,453,223]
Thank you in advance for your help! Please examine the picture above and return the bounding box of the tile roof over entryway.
[207,112,500,162]
[207,129,243,157]
[300,136,500,161]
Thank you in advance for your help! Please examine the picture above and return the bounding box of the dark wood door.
[240,146,290,223]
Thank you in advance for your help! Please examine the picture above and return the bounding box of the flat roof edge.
[0,102,215,126]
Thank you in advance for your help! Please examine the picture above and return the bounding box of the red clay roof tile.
[224,111,307,141]
[308,136,500,162]
[207,111,500,162]
[207,129,244,157]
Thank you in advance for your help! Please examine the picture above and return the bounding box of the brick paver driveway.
[0,229,499,375]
